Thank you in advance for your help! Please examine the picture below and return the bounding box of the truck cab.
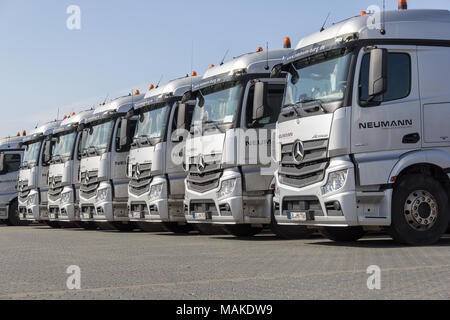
[0,135,25,226]
[127,75,201,233]
[184,47,311,237]
[79,93,143,231]
[47,110,94,228]
[18,121,62,224]
[274,9,450,245]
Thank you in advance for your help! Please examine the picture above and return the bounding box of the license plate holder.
[193,212,207,221]
[288,211,307,221]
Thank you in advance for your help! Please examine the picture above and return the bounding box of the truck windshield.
[191,81,242,129]
[134,103,169,140]
[84,120,114,154]
[22,141,41,167]
[283,49,353,106]
[52,131,77,160]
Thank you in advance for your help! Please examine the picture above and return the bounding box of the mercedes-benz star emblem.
[197,156,206,173]
[292,141,305,164]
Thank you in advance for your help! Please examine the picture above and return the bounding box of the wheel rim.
[404,190,438,231]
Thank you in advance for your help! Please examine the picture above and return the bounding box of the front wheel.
[162,222,194,234]
[46,221,61,229]
[225,224,263,237]
[6,200,29,226]
[319,227,366,242]
[389,174,449,246]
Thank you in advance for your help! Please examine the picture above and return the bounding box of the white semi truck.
[184,46,313,238]
[273,8,450,245]
[79,93,144,231]
[127,75,206,233]
[18,121,62,227]
[47,110,96,229]
[0,135,27,226]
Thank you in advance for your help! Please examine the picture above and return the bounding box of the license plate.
[193,212,207,221]
[49,214,56,219]
[83,213,91,219]
[131,212,141,218]
[288,212,307,221]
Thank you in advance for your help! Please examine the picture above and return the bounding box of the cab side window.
[4,154,21,173]
[246,84,285,128]
[359,52,411,104]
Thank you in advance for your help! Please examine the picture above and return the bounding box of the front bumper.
[275,157,391,227]
[128,176,185,223]
[48,188,79,222]
[184,168,271,225]
[79,182,128,222]
[18,190,48,221]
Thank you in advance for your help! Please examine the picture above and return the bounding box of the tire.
[270,210,314,240]
[162,222,194,234]
[96,222,117,230]
[194,224,228,235]
[58,222,78,229]
[76,222,98,230]
[6,199,29,226]
[111,222,136,232]
[225,224,263,237]
[319,227,366,242]
[46,221,61,229]
[389,174,449,246]
[136,222,165,232]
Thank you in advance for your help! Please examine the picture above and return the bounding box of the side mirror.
[119,118,128,148]
[77,123,85,132]
[181,91,193,104]
[252,81,267,121]
[0,153,5,174]
[43,141,52,164]
[177,103,186,130]
[126,109,135,119]
[368,48,388,98]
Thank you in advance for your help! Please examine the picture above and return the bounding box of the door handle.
[402,133,420,144]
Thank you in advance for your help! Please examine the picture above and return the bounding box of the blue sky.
[1,0,449,137]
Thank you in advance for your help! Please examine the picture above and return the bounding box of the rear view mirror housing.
[271,64,283,78]
[368,48,388,98]
[0,153,5,174]
[43,140,52,165]
[252,81,267,121]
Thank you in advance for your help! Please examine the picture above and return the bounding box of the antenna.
[57,108,60,121]
[102,94,109,105]
[264,42,270,70]
[380,0,386,35]
[190,39,194,90]
[220,49,229,66]
[156,75,163,88]
[320,12,331,32]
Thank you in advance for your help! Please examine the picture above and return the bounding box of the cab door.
[351,45,421,155]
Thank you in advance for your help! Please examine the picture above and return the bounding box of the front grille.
[129,163,152,196]
[48,176,63,201]
[278,139,329,188]
[187,155,222,193]
[80,170,99,199]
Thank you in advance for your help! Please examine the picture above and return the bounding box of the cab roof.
[0,136,24,150]
[24,120,61,143]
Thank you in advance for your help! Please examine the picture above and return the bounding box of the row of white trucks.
[1,7,449,245]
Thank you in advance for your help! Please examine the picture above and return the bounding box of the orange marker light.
[209,64,215,69]
[22,130,27,136]
[135,89,140,95]
[283,37,291,49]
[72,112,76,116]
[17,132,20,137]
[149,84,155,90]
[191,71,197,77]
[257,47,263,52]
[398,0,407,10]
[360,11,367,16]
[63,115,68,120]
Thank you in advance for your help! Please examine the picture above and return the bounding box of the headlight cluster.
[321,169,348,195]
[61,191,71,204]
[96,188,109,202]
[218,179,236,199]
[27,194,37,206]
[149,184,164,201]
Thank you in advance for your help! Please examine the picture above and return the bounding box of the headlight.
[321,169,348,195]
[96,188,108,202]
[27,194,37,206]
[218,179,237,199]
[61,191,71,204]
[149,184,164,201]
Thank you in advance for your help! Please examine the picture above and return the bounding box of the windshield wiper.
[87,146,100,156]
[202,120,224,133]
[50,155,63,164]
[137,135,153,147]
